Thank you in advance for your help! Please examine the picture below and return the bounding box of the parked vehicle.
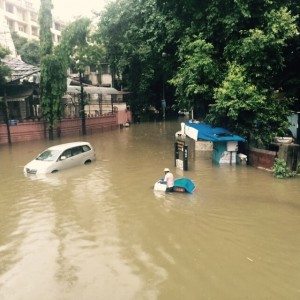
[24,142,96,175]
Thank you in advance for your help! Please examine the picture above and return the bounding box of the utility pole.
[3,85,11,145]
[79,71,86,135]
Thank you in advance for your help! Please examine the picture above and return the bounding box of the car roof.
[48,142,91,151]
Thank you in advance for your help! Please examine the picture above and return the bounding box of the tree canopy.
[39,0,66,140]
[0,47,11,86]
[96,0,299,146]
[57,17,106,74]
[39,0,53,57]
[11,32,40,66]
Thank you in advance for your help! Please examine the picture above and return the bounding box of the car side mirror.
[60,156,67,161]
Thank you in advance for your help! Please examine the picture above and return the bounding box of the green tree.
[56,18,105,69]
[0,47,10,86]
[57,18,106,134]
[207,63,291,146]
[39,0,66,140]
[40,54,66,137]
[11,32,27,53]
[98,0,299,143]
[39,0,53,57]
[158,0,299,146]
[208,6,298,146]
[19,40,40,66]
[11,32,40,66]
[0,46,12,143]
[98,0,179,116]
[224,7,299,89]
[169,35,220,117]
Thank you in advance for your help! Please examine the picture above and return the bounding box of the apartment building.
[0,0,64,56]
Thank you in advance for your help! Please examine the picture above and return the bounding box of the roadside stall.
[183,121,246,164]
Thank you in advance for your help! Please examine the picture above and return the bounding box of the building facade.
[0,0,63,56]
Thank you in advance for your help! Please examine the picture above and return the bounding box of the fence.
[0,114,119,145]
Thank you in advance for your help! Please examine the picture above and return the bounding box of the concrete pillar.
[277,144,300,171]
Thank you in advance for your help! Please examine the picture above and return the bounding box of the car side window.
[82,145,91,152]
[71,146,83,156]
[60,149,72,160]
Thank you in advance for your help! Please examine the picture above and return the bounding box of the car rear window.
[82,145,91,152]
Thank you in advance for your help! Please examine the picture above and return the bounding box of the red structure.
[0,110,131,145]
[248,147,277,170]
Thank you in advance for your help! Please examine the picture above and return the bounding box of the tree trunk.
[48,125,54,140]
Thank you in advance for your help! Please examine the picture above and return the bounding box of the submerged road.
[0,121,300,299]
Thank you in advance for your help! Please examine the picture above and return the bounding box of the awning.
[2,57,40,82]
[67,85,130,95]
[3,86,37,102]
[185,122,246,142]
[7,97,26,102]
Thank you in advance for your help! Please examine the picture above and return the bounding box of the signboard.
[174,141,188,171]
[176,159,184,170]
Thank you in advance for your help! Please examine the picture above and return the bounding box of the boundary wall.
[0,112,132,144]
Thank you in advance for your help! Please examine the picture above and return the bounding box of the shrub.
[272,158,296,179]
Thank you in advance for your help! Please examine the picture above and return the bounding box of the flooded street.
[0,121,300,299]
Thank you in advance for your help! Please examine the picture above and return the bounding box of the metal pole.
[162,52,167,120]
[174,142,179,167]
[80,72,86,135]
[111,94,114,114]
[3,85,12,145]
[162,80,165,102]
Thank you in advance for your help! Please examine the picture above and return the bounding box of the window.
[31,26,38,36]
[6,3,13,13]
[7,19,14,31]
[16,8,26,21]
[60,149,72,159]
[25,1,33,9]
[101,64,111,74]
[54,22,61,31]
[71,146,83,156]
[30,12,37,22]
[82,145,91,152]
[36,150,60,161]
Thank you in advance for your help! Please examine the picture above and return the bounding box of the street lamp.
[161,52,167,119]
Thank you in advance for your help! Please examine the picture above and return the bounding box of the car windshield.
[36,150,61,161]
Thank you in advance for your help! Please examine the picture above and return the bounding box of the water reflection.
[0,121,300,299]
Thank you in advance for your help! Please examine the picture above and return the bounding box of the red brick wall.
[0,114,118,145]
[117,110,132,125]
[248,147,277,170]
[0,121,45,144]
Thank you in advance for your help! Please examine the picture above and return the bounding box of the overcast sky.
[32,0,111,21]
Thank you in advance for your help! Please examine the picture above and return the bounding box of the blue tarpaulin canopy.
[174,178,196,193]
[185,122,245,142]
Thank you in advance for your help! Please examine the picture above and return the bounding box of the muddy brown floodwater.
[0,120,300,300]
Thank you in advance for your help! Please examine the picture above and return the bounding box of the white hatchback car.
[24,141,96,175]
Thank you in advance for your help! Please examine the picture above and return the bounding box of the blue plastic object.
[174,177,196,193]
